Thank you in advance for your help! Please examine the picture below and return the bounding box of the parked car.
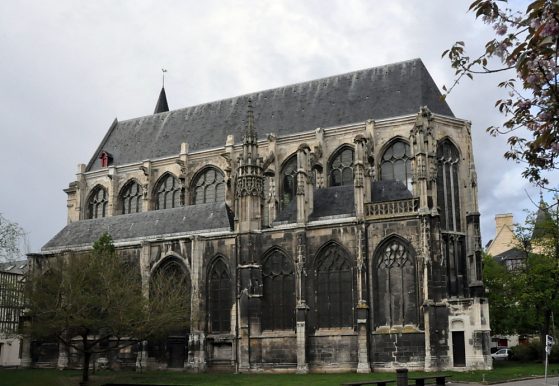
[491,348,510,360]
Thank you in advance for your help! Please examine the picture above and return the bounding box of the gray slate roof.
[372,180,413,202]
[0,260,28,275]
[274,180,412,224]
[87,59,453,171]
[42,203,233,251]
[274,185,356,224]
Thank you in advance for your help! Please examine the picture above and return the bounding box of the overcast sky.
[0,0,556,255]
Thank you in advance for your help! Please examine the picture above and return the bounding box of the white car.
[491,348,510,360]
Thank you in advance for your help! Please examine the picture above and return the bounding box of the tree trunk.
[81,335,92,386]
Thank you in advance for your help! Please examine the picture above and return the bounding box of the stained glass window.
[120,180,143,214]
[329,147,354,187]
[375,239,417,326]
[155,174,182,210]
[380,140,412,190]
[262,250,295,330]
[208,259,232,333]
[87,186,108,219]
[192,168,225,204]
[316,245,353,328]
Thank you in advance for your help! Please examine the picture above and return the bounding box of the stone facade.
[34,59,491,372]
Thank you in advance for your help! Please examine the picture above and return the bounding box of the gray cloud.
[0,0,553,253]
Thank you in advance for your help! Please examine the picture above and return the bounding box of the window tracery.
[262,250,295,330]
[87,186,108,219]
[315,244,353,328]
[120,180,143,214]
[436,140,466,297]
[192,167,225,204]
[328,147,354,187]
[374,238,417,327]
[208,259,232,333]
[380,140,412,190]
[437,140,461,232]
[155,174,182,210]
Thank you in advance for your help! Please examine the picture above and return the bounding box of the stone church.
[34,59,491,372]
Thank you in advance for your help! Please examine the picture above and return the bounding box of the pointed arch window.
[120,181,143,214]
[87,186,108,219]
[437,140,461,232]
[380,140,412,190]
[329,147,354,187]
[155,174,182,210]
[262,250,295,330]
[149,257,191,363]
[374,239,418,327]
[437,140,466,296]
[316,244,353,328]
[280,155,297,209]
[208,259,232,333]
[192,167,225,204]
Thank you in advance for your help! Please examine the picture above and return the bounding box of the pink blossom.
[495,23,508,35]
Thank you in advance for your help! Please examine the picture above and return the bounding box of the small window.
[280,155,297,208]
[329,147,354,187]
[155,174,182,210]
[120,181,143,214]
[192,167,225,204]
[380,140,412,190]
[87,186,108,219]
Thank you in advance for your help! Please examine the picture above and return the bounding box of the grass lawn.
[1,362,558,386]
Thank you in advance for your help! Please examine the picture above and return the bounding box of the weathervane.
[162,68,167,88]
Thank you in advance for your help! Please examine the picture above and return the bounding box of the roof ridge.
[116,58,425,124]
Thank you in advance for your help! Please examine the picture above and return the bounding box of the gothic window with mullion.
[208,258,232,333]
[87,185,108,219]
[155,173,182,210]
[380,140,412,190]
[192,167,225,204]
[262,250,295,330]
[315,244,353,328]
[437,140,461,232]
[120,180,143,214]
[328,146,354,187]
[374,238,418,328]
[436,140,466,297]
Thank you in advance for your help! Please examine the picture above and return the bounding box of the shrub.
[510,342,541,362]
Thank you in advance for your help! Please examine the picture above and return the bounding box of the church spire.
[154,69,169,114]
[154,87,169,114]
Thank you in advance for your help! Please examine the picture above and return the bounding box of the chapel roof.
[87,58,453,171]
[42,202,233,252]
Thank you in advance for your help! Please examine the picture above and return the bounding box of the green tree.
[26,233,190,385]
[0,213,24,262]
[443,0,559,186]
[483,252,519,335]
[485,201,559,356]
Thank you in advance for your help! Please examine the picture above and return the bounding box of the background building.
[0,260,27,367]
[32,59,491,372]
